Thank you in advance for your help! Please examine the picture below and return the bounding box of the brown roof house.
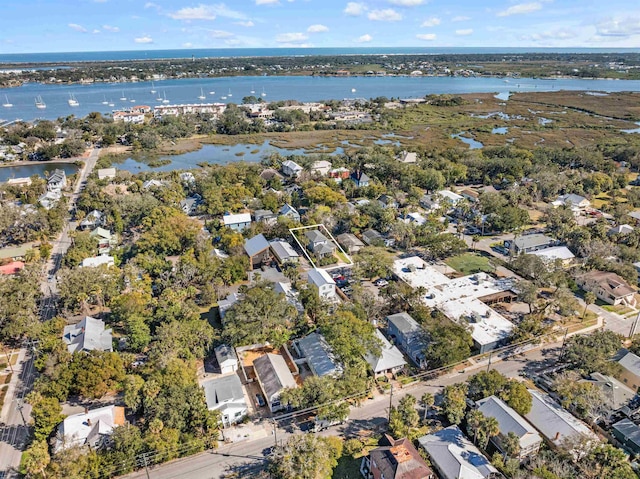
[576,271,636,307]
[361,434,434,479]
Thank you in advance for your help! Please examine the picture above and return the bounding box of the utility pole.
[630,310,640,339]
[142,454,151,479]
[387,383,394,423]
[272,419,278,447]
[559,327,569,361]
[486,351,492,373]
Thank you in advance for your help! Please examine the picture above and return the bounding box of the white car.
[373,279,389,287]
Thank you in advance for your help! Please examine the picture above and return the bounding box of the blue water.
[0,162,79,182]
[3,47,640,64]
[451,132,484,149]
[3,75,640,123]
[492,127,509,135]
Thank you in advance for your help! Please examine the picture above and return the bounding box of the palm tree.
[421,392,434,422]
[480,416,500,450]
[583,291,596,320]
[466,410,483,445]
[501,431,521,461]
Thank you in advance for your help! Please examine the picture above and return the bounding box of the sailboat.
[227,88,232,97]
[101,95,109,105]
[162,91,170,104]
[250,86,256,94]
[108,99,115,107]
[120,91,127,101]
[261,87,267,97]
[35,96,46,109]
[130,99,136,103]
[198,88,206,100]
[2,95,12,108]
[209,90,215,95]
[351,88,357,93]
[68,93,79,106]
[150,82,157,94]
[156,91,163,102]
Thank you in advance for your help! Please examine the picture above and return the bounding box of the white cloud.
[421,17,440,27]
[102,25,120,32]
[92,29,101,34]
[182,42,193,47]
[210,30,234,38]
[307,24,329,33]
[497,2,542,17]
[256,0,280,5]
[68,23,87,33]
[452,15,470,22]
[416,33,437,40]
[455,28,473,35]
[344,2,366,16]
[368,8,402,21]
[357,33,373,42]
[526,29,575,41]
[596,17,640,37]
[134,35,154,43]
[235,20,255,27]
[168,3,247,20]
[275,32,309,43]
[144,2,161,10]
[389,0,424,5]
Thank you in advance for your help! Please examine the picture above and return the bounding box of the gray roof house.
[477,395,542,459]
[274,282,304,313]
[47,169,67,191]
[618,351,640,390]
[305,229,335,258]
[581,372,636,413]
[180,194,202,216]
[80,210,105,229]
[418,426,500,479]
[386,312,427,368]
[378,194,398,209]
[362,228,385,247]
[269,240,300,264]
[365,329,407,377]
[525,389,598,448]
[508,234,557,254]
[281,160,303,177]
[293,332,343,378]
[351,171,370,188]
[553,193,590,209]
[218,292,243,321]
[279,203,300,222]
[336,232,365,254]
[214,344,239,375]
[63,316,113,354]
[253,209,277,225]
[612,419,640,455]
[244,234,272,268]
[97,168,117,180]
[254,353,297,412]
[202,374,248,427]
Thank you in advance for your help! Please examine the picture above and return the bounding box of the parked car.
[373,279,389,287]
[255,393,266,407]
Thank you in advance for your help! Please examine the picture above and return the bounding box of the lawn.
[333,456,362,479]
[445,253,493,275]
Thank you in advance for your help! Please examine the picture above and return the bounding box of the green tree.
[442,383,468,425]
[424,322,473,368]
[500,381,532,416]
[319,309,380,365]
[268,434,342,479]
[581,444,636,479]
[21,440,51,478]
[466,409,484,445]
[421,392,434,422]
[389,394,420,439]
[583,291,596,319]
[563,330,622,374]
[27,392,65,441]
[353,246,394,280]
[501,431,521,460]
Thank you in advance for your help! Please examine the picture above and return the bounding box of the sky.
[1,0,640,53]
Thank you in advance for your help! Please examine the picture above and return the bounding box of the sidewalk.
[0,349,26,423]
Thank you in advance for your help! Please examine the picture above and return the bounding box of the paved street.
[0,148,100,477]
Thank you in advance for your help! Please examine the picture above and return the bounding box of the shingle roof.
[418,426,498,479]
[513,234,555,251]
[619,351,640,378]
[296,332,342,377]
[477,395,541,450]
[244,234,270,257]
[369,435,434,479]
[579,271,635,299]
[254,353,296,401]
[62,316,113,353]
[305,229,329,243]
[337,233,364,249]
[613,419,640,448]
[202,374,244,409]
[582,373,636,410]
[307,268,336,287]
[214,344,238,366]
[365,330,407,374]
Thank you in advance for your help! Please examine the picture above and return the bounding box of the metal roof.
[477,395,541,450]
[295,332,342,377]
[619,351,640,378]
[365,330,407,374]
[269,240,299,262]
[387,312,420,335]
[202,374,244,408]
[613,419,640,448]
[254,353,296,401]
[62,316,113,353]
[307,268,336,287]
[244,234,270,257]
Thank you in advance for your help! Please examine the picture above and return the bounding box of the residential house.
[260,168,282,183]
[214,344,239,375]
[609,224,634,236]
[337,233,365,254]
[305,229,335,259]
[80,256,115,268]
[80,210,105,230]
[365,330,407,377]
[329,167,351,182]
[528,246,575,266]
[142,179,166,190]
[54,405,125,453]
[477,395,542,459]
[293,332,342,378]
[218,292,243,321]
[524,390,598,449]
[97,168,116,180]
[460,188,480,203]
[307,268,337,300]
[362,228,385,247]
[0,244,34,261]
[281,160,303,178]
[378,194,398,209]
[113,111,145,124]
[47,169,67,191]
[507,234,556,255]
[553,193,590,210]
[62,316,113,354]
[179,172,196,185]
[39,190,62,210]
[580,372,636,414]
[351,171,370,188]
[244,234,272,269]
[361,434,434,479]
[310,160,332,176]
[279,203,300,222]
[618,351,640,390]
[0,261,25,276]
[253,353,297,412]
[576,271,636,307]
[397,150,418,164]
[386,312,427,368]
[418,426,500,479]
[180,194,202,216]
[612,419,640,455]
[222,213,252,232]
[269,240,300,264]
[202,374,248,427]
[90,227,117,254]
[419,190,464,212]
[405,212,427,226]
[253,209,277,226]
[274,282,304,313]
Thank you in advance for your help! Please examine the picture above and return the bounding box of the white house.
[215,344,239,375]
[80,256,115,268]
[310,160,332,176]
[54,405,125,453]
[222,213,252,232]
[80,210,105,230]
[365,329,407,377]
[47,169,67,192]
[553,193,590,210]
[202,374,248,427]
[281,160,303,178]
[97,168,116,180]
[39,190,62,210]
[62,316,113,354]
[307,268,337,300]
[397,150,418,164]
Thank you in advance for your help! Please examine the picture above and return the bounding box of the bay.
[0,162,79,182]
[2,75,640,123]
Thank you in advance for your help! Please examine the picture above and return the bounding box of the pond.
[622,122,640,134]
[451,132,484,149]
[492,127,509,135]
[0,162,79,183]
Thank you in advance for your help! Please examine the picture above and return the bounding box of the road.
[122,343,561,479]
[0,148,100,477]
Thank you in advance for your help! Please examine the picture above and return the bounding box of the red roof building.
[0,261,25,276]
